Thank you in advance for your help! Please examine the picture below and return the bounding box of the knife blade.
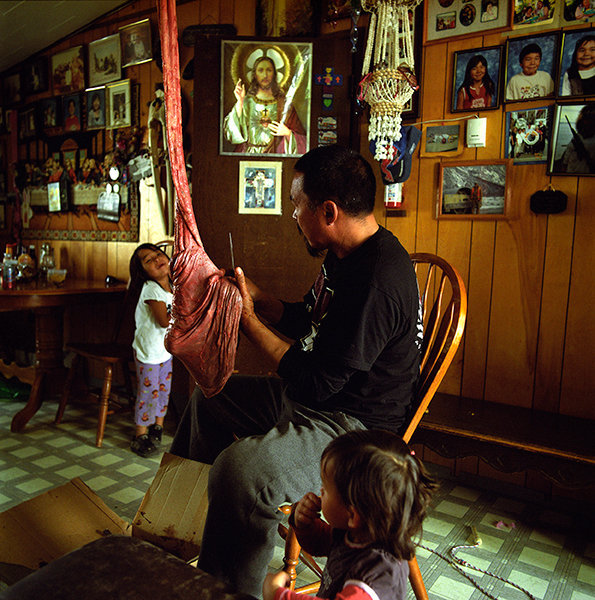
[229,232,235,272]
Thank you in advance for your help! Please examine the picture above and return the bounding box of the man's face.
[520,52,541,76]
[255,59,275,91]
[290,173,325,258]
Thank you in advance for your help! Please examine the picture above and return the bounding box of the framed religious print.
[557,28,595,98]
[424,0,509,43]
[238,161,282,214]
[220,40,312,157]
[548,101,595,175]
[512,0,557,29]
[62,93,82,132]
[86,86,106,130]
[51,46,85,94]
[505,105,553,164]
[504,32,559,102]
[560,0,595,25]
[88,34,121,87]
[22,56,49,96]
[120,19,153,67]
[437,160,510,218]
[451,46,503,112]
[106,79,131,129]
[420,123,464,157]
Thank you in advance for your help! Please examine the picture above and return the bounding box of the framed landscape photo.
[437,160,510,219]
[238,161,282,214]
[120,19,153,67]
[85,86,106,130]
[425,0,509,44]
[452,45,503,112]
[106,79,131,129]
[557,29,595,98]
[505,105,553,164]
[88,34,121,87]
[51,46,85,94]
[504,32,559,102]
[548,102,595,176]
[420,123,464,157]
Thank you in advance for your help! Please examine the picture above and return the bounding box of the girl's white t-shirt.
[132,280,173,364]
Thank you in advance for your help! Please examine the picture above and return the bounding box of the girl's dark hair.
[568,35,595,81]
[459,54,495,100]
[128,243,170,297]
[321,429,437,560]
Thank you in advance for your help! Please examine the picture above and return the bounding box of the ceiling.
[0,1,129,75]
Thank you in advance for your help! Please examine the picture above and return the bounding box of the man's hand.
[235,267,256,325]
[294,492,322,530]
[233,78,246,111]
[263,571,290,600]
[269,120,291,137]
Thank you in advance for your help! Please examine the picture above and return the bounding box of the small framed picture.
[561,0,595,25]
[437,160,510,219]
[18,106,37,141]
[40,97,61,134]
[557,29,595,98]
[22,57,49,96]
[51,46,85,95]
[505,105,553,164]
[119,19,153,67]
[451,46,503,112]
[548,102,595,176]
[4,73,22,104]
[63,93,82,132]
[238,161,282,214]
[88,34,121,87]
[106,79,131,129]
[86,86,106,129]
[504,32,559,102]
[420,123,464,157]
[512,0,557,29]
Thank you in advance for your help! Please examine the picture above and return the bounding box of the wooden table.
[0,279,126,432]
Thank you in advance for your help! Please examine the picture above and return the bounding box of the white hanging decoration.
[359,0,422,161]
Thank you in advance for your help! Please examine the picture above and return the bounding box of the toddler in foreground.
[263,429,437,600]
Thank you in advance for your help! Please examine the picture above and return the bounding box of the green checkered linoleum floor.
[0,398,594,599]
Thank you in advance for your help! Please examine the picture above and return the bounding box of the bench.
[412,392,595,490]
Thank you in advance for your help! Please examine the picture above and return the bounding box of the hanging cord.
[412,113,480,127]
[418,534,537,600]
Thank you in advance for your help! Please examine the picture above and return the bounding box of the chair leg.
[280,523,300,591]
[96,364,113,448]
[55,354,81,424]
[408,556,429,600]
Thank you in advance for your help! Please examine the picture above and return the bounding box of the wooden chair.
[278,252,467,599]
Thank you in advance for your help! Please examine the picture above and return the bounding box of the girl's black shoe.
[148,424,163,447]
[130,434,157,457]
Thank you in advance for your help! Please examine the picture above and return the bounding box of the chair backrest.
[401,253,467,444]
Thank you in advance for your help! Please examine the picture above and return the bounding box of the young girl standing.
[263,430,437,600]
[129,243,173,457]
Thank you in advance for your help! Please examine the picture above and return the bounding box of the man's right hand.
[233,78,245,110]
[294,492,322,530]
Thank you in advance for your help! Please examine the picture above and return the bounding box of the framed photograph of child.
[548,102,595,176]
[106,79,131,129]
[504,32,559,102]
[85,86,106,130]
[88,34,121,87]
[505,105,553,164]
[512,0,556,29]
[63,93,82,133]
[120,19,153,67]
[557,29,595,98]
[451,46,503,112]
[238,161,282,214]
[437,160,510,219]
[51,46,85,95]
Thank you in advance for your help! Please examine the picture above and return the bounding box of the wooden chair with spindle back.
[277,252,467,599]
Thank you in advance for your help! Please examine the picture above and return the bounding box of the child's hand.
[263,571,290,600]
[294,491,322,529]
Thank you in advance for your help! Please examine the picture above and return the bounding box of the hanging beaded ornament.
[359,0,422,160]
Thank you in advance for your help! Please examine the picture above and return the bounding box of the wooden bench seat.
[412,392,595,489]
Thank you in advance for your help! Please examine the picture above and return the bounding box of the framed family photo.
[86,86,106,130]
[420,123,464,157]
[40,97,60,133]
[512,0,557,29]
[106,79,131,129]
[220,40,312,157]
[120,19,153,67]
[51,46,85,95]
[505,105,553,164]
[504,32,559,102]
[88,34,121,87]
[561,0,595,25]
[437,160,510,218]
[557,28,595,97]
[238,161,282,214]
[22,57,48,96]
[451,46,503,112]
[548,102,595,176]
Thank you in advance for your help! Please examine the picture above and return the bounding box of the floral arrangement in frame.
[88,34,121,87]
[451,45,503,112]
[424,0,509,44]
[238,161,282,214]
[437,159,510,218]
[62,93,82,132]
[504,32,559,102]
[420,123,464,157]
[119,19,153,67]
[512,0,557,28]
[560,0,595,26]
[548,101,595,176]
[85,86,106,130]
[51,46,85,95]
[505,105,553,164]
[22,56,49,96]
[106,79,131,129]
[557,28,595,98]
